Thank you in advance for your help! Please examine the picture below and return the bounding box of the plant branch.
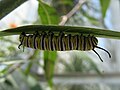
[59,0,86,25]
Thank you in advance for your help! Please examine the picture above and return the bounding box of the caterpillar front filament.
[18,31,111,62]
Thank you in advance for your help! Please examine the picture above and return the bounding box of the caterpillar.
[18,31,111,62]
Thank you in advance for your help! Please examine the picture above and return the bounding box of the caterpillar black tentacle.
[92,49,103,62]
[95,46,111,58]
[18,32,111,62]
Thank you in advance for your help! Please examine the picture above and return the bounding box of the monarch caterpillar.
[18,31,111,62]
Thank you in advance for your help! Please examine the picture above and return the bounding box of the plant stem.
[59,0,86,25]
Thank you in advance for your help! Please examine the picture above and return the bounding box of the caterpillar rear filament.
[18,31,111,62]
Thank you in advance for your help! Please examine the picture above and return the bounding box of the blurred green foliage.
[0,0,116,90]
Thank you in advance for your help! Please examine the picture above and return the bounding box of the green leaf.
[38,0,60,24]
[31,84,42,90]
[44,51,57,87]
[100,0,111,18]
[1,25,120,39]
[24,61,33,75]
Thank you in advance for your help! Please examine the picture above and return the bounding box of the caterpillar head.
[18,32,26,49]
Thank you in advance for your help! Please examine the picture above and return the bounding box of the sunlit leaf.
[38,0,60,24]
[100,0,111,18]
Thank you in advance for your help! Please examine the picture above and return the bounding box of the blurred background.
[0,0,120,90]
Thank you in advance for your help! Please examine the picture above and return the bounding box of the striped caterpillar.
[18,31,111,62]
